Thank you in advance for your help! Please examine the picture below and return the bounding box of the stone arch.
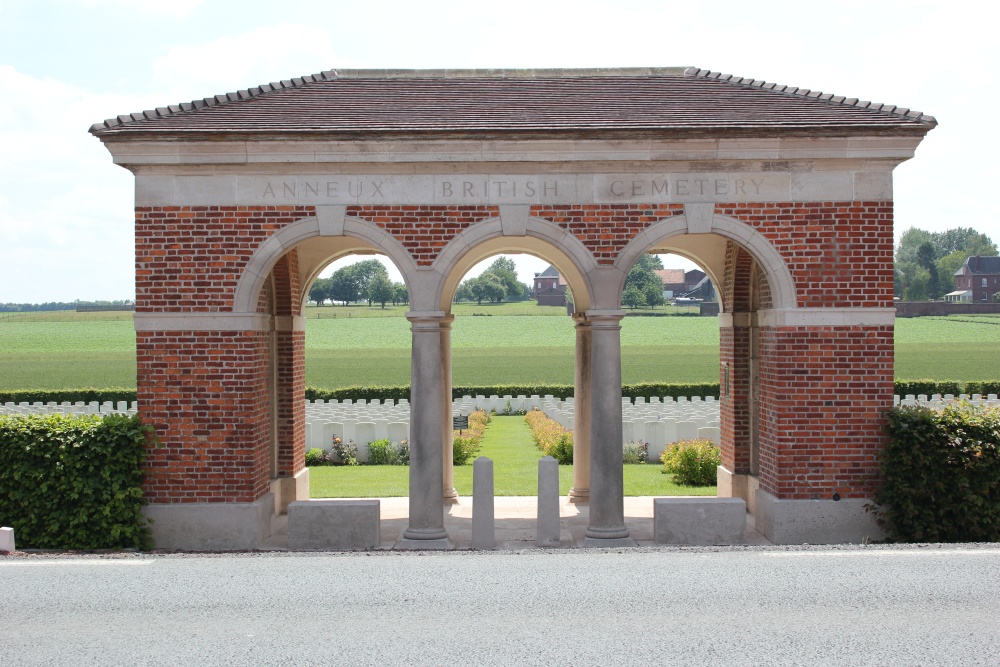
[233,210,420,314]
[614,213,797,310]
[430,212,599,312]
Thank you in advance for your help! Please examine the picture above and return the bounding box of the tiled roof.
[655,269,686,285]
[537,265,560,278]
[963,256,1000,275]
[89,67,936,137]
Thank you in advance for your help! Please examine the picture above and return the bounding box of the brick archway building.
[91,68,935,549]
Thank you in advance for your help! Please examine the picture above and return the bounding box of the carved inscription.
[604,177,765,198]
[251,174,781,205]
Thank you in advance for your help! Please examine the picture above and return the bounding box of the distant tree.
[622,283,646,310]
[625,254,664,295]
[454,280,474,303]
[916,242,940,299]
[644,283,665,309]
[392,283,409,306]
[483,256,530,301]
[936,251,968,296]
[367,273,394,309]
[351,260,390,306]
[328,267,359,305]
[469,273,507,305]
[308,277,331,306]
[994,292,1000,303]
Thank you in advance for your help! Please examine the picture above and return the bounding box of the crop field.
[1,312,998,390]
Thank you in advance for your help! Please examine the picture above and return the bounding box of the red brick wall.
[276,330,305,477]
[135,206,313,312]
[716,202,894,308]
[134,199,894,504]
[756,325,894,499]
[137,330,271,503]
[531,204,685,264]
[348,205,499,266]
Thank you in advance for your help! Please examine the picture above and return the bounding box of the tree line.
[0,300,135,313]
[308,259,407,309]
[621,255,668,310]
[453,257,532,305]
[895,227,997,301]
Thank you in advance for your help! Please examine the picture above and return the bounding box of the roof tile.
[89,67,937,137]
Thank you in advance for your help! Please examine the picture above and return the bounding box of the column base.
[755,489,885,545]
[271,468,310,516]
[443,487,460,505]
[143,494,274,551]
[716,465,747,501]
[582,525,634,548]
[395,527,454,550]
[567,487,589,504]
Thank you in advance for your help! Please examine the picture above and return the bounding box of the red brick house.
[533,265,567,306]
[952,256,1000,302]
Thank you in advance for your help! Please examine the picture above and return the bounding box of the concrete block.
[288,499,380,550]
[144,495,274,550]
[472,457,495,549]
[654,497,746,546]
[537,456,561,547]
[0,527,14,552]
[755,489,885,545]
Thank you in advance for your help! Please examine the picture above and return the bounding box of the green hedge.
[4,380,998,407]
[893,380,963,397]
[0,387,137,405]
[966,381,1000,396]
[0,413,153,550]
[874,403,1000,543]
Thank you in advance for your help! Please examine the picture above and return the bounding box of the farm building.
[949,256,1000,302]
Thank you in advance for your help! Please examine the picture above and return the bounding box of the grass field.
[308,415,716,498]
[1,311,998,390]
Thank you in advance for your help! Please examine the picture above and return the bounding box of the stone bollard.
[537,456,560,547]
[472,457,495,549]
[0,527,14,553]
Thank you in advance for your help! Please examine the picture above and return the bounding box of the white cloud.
[150,24,360,102]
[0,65,139,301]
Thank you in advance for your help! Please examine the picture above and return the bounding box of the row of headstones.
[895,394,1000,409]
[305,398,411,463]
[0,401,138,417]
[537,396,721,463]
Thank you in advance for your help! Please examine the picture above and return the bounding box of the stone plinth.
[288,499,380,550]
[653,497,746,545]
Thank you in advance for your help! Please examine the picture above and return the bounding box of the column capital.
[406,310,453,331]
[581,309,626,326]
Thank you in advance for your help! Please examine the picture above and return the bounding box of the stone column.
[569,313,591,503]
[397,311,452,549]
[441,314,458,504]
[582,310,635,547]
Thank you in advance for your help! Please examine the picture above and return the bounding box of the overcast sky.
[2,0,995,302]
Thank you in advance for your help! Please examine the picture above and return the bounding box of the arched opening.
[616,215,790,515]
[239,218,419,516]
[441,250,578,503]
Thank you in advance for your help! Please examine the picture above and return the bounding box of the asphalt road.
[2,545,999,666]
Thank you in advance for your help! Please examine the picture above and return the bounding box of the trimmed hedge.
[893,379,963,397]
[0,387,137,405]
[0,413,153,550]
[874,403,1000,543]
[4,380,998,407]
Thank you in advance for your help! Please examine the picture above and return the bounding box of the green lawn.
[309,415,717,497]
[1,313,998,390]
